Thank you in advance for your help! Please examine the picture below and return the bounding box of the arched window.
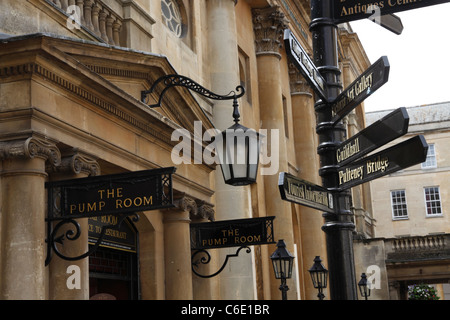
[161,0,186,38]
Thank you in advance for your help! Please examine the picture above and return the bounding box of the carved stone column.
[163,196,196,300]
[207,0,256,299]
[190,200,219,300]
[253,6,297,300]
[47,150,100,300]
[0,137,60,299]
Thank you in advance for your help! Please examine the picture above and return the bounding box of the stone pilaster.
[207,0,256,299]
[252,6,298,300]
[0,137,60,299]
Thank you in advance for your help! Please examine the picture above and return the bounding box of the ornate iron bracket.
[45,212,139,266]
[191,246,251,278]
[141,74,245,115]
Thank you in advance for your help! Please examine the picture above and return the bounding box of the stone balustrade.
[48,0,123,46]
[391,235,446,252]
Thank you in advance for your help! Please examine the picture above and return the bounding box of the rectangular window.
[424,187,442,216]
[391,190,408,219]
[422,144,436,169]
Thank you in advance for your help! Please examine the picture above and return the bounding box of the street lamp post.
[270,239,295,300]
[308,256,328,300]
[358,273,371,300]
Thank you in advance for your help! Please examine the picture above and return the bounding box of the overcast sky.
[349,3,450,112]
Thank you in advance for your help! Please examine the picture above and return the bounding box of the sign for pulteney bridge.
[337,135,428,191]
[278,172,335,213]
[190,217,275,250]
[46,167,175,219]
[333,0,450,24]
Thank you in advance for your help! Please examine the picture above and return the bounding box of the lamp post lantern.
[270,239,295,300]
[308,256,328,300]
[358,273,370,300]
[141,74,261,186]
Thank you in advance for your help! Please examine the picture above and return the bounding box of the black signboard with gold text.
[190,217,275,250]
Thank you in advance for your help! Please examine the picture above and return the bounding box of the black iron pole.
[309,0,358,300]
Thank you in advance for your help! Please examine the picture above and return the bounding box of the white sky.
[349,3,450,112]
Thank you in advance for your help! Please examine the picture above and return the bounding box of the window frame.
[421,143,436,169]
[424,186,443,217]
[390,189,408,220]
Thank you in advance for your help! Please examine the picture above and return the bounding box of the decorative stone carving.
[252,6,289,59]
[0,137,61,167]
[173,194,215,222]
[289,63,313,97]
[195,200,215,222]
[50,151,101,176]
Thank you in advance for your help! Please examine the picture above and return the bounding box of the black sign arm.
[333,0,450,24]
[331,56,390,124]
[336,107,409,166]
[336,135,428,191]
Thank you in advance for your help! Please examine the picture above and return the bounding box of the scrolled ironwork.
[45,212,139,266]
[141,74,245,109]
[191,246,251,278]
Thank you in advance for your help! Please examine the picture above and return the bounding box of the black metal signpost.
[45,167,175,265]
[190,217,275,278]
[284,0,441,299]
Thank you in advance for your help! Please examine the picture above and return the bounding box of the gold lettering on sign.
[287,181,330,207]
[339,166,364,185]
[69,186,153,214]
[336,138,361,163]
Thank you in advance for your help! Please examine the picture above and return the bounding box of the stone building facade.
[354,103,450,300]
[0,0,373,300]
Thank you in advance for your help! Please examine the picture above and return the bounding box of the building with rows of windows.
[359,102,450,299]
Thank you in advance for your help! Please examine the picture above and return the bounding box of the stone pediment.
[0,33,215,143]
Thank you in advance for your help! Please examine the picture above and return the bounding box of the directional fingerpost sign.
[333,0,450,24]
[336,107,409,167]
[331,56,390,124]
[374,13,404,35]
[284,29,329,102]
[336,135,428,191]
[278,172,335,213]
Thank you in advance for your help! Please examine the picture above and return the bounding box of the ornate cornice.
[0,137,61,167]
[252,6,289,59]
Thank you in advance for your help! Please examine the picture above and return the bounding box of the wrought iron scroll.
[191,246,251,279]
[45,213,139,266]
[141,74,245,109]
